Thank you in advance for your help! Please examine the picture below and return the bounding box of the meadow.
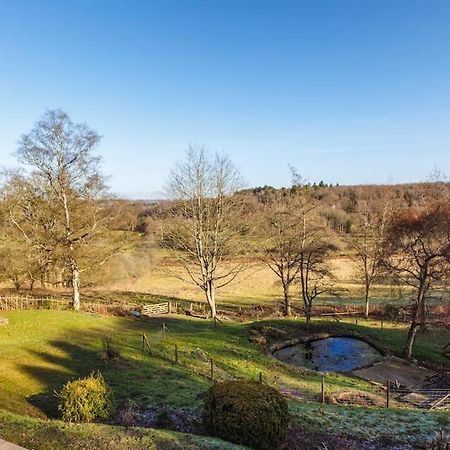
[0,307,449,449]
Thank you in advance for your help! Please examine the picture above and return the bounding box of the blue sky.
[1,0,449,198]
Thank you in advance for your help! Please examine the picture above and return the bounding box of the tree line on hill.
[1,109,449,358]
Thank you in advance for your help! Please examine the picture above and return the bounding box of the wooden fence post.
[162,323,166,339]
[259,372,263,383]
[142,333,152,355]
[174,344,178,363]
[210,358,214,380]
[321,374,325,404]
[386,380,390,408]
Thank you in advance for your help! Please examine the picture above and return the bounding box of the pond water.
[273,337,383,372]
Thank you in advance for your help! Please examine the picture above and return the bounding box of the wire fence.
[137,322,450,412]
[390,386,450,410]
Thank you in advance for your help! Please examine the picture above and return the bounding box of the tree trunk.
[364,285,370,319]
[404,298,422,359]
[405,321,420,359]
[283,285,292,317]
[206,280,217,319]
[71,263,81,310]
[13,276,21,291]
[418,297,427,330]
[305,304,312,328]
[40,272,46,289]
[416,272,428,331]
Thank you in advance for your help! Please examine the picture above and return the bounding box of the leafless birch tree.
[8,109,121,309]
[352,189,391,318]
[296,197,336,325]
[164,146,246,319]
[263,193,304,316]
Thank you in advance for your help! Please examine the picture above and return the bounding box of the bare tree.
[296,197,336,325]
[263,196,335,320]
[352,189,391,318]
[1,172,59,288]
[263,194,302,316]
[164,146,246,319]
[9,109,121,309]
[285,168,336,324]
[383,202,450,359]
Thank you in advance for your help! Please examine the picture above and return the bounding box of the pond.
[272,337,383,372]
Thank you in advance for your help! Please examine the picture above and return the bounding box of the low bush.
[203,380,289,450]
[117,399,139,427]
[57,372,113,423]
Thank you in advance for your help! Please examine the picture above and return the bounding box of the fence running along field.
[390,386,450,410]
[141,300,209,316]
[0,295,214,321]
[141,302,170,315]
[0,296,71,310]
[0,295,135,315]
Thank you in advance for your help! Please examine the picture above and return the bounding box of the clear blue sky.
[1,0,450,198]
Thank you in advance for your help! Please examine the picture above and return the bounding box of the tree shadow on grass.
[16,313,419,421]
[19,319,213,419]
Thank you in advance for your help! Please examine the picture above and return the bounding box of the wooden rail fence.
[140,301,208,316]
[0,296,71,310]
[0,295,136,315]
[141,302,170,316]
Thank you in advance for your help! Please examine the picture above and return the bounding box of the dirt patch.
[353,356,437,387]
[327,390,384,407]
[116,406,202,433]
[279,387,308,400]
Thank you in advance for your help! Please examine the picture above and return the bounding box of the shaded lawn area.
[0,311,213,418]
[0,409,243,450]
[1,310,355,418]
[1,311,449,419]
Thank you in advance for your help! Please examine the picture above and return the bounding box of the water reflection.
[273,337,383,372]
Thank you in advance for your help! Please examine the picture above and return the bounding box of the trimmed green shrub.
[57,372,113,423]
[203,380,289,450]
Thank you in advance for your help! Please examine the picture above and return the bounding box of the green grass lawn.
[0,409,244,450]
[0,310,449,448]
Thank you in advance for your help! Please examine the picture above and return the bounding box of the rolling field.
[90,250,421,311]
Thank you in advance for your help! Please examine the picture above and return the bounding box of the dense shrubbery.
[57,372,113,423]
[203,380,289,450]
